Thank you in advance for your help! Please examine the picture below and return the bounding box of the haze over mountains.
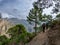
[7,18,34,32]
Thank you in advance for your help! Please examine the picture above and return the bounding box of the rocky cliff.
[0,19,14,37]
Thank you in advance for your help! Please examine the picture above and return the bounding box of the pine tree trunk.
[35,21,37,35]
[35,11,38,35]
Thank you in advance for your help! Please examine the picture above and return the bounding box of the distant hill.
[7,18,34,32]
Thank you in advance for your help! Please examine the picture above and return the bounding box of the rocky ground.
[27,25,60,45]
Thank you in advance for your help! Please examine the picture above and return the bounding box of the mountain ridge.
[6,18,34,32]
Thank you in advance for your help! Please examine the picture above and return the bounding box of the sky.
[0,0,37,19]
[43,1,56,18]
[0,0,58,19]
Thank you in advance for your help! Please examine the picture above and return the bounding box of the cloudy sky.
[0,0,57,19]
[0,0,37,19]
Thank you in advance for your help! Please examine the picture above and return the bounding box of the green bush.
[0,35,10,45]
[52,20,60,25]
[0,24,36,45]
[7,24,35,45]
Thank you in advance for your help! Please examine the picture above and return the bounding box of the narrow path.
[27,29,49,45]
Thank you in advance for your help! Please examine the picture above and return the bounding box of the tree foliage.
[56,14,60,18]
[42,14,52,22]
[27,0,53,34]
[0,35,10,45]
[7,24,35,45]
[7,24,26,37]
[27,1,43,35]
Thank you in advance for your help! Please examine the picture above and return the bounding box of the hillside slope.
[27,30,49,45]
[47,25,60,45]
[27,25,60,45]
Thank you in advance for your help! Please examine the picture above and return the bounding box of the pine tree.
[27,1,42,35]
[27,0,53,35]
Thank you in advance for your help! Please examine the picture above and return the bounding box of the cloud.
[0,0,37,19]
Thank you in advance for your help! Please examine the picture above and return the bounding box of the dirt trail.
[27,30,49,45]
[27,25,60,45]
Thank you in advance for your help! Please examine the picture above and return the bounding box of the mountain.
[7,18,34,32]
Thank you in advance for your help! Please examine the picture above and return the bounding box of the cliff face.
[0,19,14,37]
[28,25,60,45]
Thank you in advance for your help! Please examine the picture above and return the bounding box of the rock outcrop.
[0,19,14,38]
